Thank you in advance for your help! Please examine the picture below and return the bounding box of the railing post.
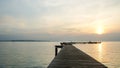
[55,46,58,56]
[55,45,63,56]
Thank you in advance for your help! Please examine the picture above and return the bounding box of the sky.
[0,0,120,41]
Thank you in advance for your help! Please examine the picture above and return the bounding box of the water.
[74,42,120,68]
[0,42,120,68]
[0,42,59,68]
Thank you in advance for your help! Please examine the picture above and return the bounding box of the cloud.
[0,16,28,34]
[0,16,27,28]
[0,0,120,40]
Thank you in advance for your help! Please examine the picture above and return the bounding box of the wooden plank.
[48,45,107,68]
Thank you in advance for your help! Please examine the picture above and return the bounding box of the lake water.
[74,42,120,68]
[0,42,120,68]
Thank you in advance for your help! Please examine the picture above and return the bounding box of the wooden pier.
[48,44,107,68]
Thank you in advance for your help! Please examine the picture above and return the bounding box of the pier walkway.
[48,44,107,68]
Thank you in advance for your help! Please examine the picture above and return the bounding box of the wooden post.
[55,45,63,56]
[55,46,58,56]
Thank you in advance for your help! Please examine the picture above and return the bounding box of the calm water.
[74,42,120,68]
[0,42,120,68]
[0,42,59,68]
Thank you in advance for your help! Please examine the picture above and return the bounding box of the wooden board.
[48,45,107,68]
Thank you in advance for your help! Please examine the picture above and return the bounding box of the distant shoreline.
[0,40,50,42]
[0,40,120,42]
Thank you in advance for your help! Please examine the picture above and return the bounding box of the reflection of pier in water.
[48,42,107,68]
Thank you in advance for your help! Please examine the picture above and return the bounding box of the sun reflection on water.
[98,43,103,62]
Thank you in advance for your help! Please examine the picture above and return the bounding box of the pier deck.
[48,45,107,68]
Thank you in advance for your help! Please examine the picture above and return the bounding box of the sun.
[96,26,104,35]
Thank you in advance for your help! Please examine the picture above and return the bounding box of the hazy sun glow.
[96,26,104,35]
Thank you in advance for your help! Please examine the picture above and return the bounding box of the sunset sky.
[0,0,120,41]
